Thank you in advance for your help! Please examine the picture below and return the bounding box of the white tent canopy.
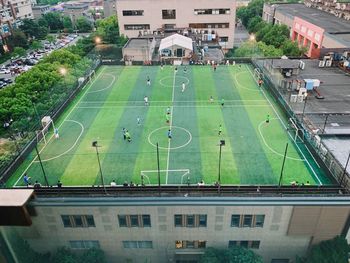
[159,33,193,52]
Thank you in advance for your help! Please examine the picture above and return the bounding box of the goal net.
[253,68,263,83]
[88,69,96,82]
[36,116,55,144]
[140,169,190,185]
[288,118,304,143]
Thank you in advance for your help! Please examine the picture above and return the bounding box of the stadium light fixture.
[59,67,67,76]
[249,34,255,41]
[95,36,101,44]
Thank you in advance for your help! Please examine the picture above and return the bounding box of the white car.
[0,69,10,74]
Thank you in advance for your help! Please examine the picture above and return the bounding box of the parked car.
[0,68,10,74]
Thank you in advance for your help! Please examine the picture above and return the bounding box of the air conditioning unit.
[325,60,332,67]
[319,60,325,67]
[299,60,305,70]
[194,11,198,15]
[297,95,304,103]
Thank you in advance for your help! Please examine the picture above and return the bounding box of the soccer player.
[167,129,172,139]
[266,114,270,123]
[218,125,222,136]
[144,96,149,106]
[182,82,186,92]
[54,127,59,139]
[160,63,164,70]
[210,96,214,103]
[23,173,31,186]
[258,79,263,87]
[147,76,151,86]
[183,66,187,74]
[221,98,225,107]
[137,117,141,126]
[125,130,132,142]
[122,128,127,140]
[165,113,170,124]
[174,66,178,73]
[166,107,171,114]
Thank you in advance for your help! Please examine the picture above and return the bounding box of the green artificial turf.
[9,64,332,187]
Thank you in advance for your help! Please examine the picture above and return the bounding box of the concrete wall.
[116,0,236,49]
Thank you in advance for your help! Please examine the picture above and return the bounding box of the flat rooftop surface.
[322,136,350,174]
[125,38,152,49]
[8,64,330,187]
[276,4,350,33]
[0,189,33,206]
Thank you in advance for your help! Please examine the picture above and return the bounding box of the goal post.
[37,116,55,145]
[140,169,190,185]
[288,118,304,143]
[253,68,263,83]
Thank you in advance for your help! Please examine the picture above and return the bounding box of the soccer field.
[9,64,331,187]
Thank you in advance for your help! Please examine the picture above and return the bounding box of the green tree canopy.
[8,30,28,49]
[95,15,124,44]
[76,16,92,32]
[41,12,64,31]
[12,47,26,57]
[30,40,43,50]
[201,247,263,263]
[19,18,48,40]
[62,16,73,32]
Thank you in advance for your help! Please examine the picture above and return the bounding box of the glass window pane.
[186,241,195,248]
[84,240,100,248]
[85,215,95,227]
[228,241,237,248]
[130,215,139,227]
[231,215,240,227]
[142,215,151,227]
[61,215,72,227]
[243,215,252,227]
[174,215,182,227]
[123,241,137,248]
[198,241,206,248]
[69,241,83,249]
[251,241,260,249]
[240,241,248,248]
[199,215,207,227]
[187,215,194,227]
[118,215,127,227]
[255,215,265,227]
[138,241,153,248]
[73,215,83,227]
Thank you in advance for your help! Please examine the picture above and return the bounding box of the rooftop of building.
[124,38,157,49]
[274,3,350,33]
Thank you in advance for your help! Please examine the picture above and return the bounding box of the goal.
[253,68,263,83]
[140,169,190,185]
[288,118,304,143]
[36,116,56,144]
[88,69,96,82]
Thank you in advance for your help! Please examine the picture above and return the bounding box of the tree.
[63,16,73,33]
[261,24,289,47]
[12,47,26,57]
[201,247,263,263]
[41,12,64,31]
[95,15,121,44]
[8,30,28,49]
[76,16,92,32]
[297,236,349,263]
[234,41,261,57]
[19,18,48,40]
[247,16,262,33]
[282,39,305,56]
[52,247,78,263]
[46,34,56,44]
[80,248,107,263]
[257,41,283,57]
[30,40,43,51]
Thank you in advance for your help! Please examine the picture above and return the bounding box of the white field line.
[14,67,107,186]
[79,99,267,103]
[75,105,270,109]
[166,70,176,184]
[245,65,322,185]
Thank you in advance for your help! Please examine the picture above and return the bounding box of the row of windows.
[69,240,260,250]
[118,215,151,227]
[231,214,265,228]
[61,215,95,228]
[121,8,230,17]
[122,10,144,16]
[189,23,229,29]
[229,240,260,249]
[124,24,150,30]
[174,214,207,227]
[62,214,265,228]
[194,8,230,15]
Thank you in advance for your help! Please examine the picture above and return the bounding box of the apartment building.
[263,3,350,58]
[1,188,349,263]
[116,0,236,49]
[0,0,33,45]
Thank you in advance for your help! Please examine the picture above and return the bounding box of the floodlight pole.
[92,141,107,195]
[157,143,161,192]
[301,94,308,120]
[322,114,329,134]
[340,152,350,186]
[31,101,41,126]
[278,143,289,187]
[218,140,225,185]
[34,144,49,187]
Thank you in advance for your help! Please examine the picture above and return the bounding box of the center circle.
[159,76,190,88]
[148,126,192,150]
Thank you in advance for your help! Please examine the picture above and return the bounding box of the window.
[61,215,95,228]
[69,240,100,249]
[243,215,252,227]
[162,9,176,19]
[189,23,229,29]
[174,215,182,227]
[219,36,228,42]
[194,8,230,15]
[122,10,144,16]
[228,240,260,249]
[142,215,151,227]
[199,215,207,227]
[130,215,139,227]
[123,241,153,249]
[254,215,265,227]
[174,215,207,227]
[124,24,150,30]
[231,215,240,227]
[118,215,127,227]
[175,241,206,249]
[118,215,151,228]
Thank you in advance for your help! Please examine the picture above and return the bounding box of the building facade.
[116,0,236,49]
[262,3,350,58]
[1,190,349,263]
[0,0,33,46]
[31,4,50,20]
